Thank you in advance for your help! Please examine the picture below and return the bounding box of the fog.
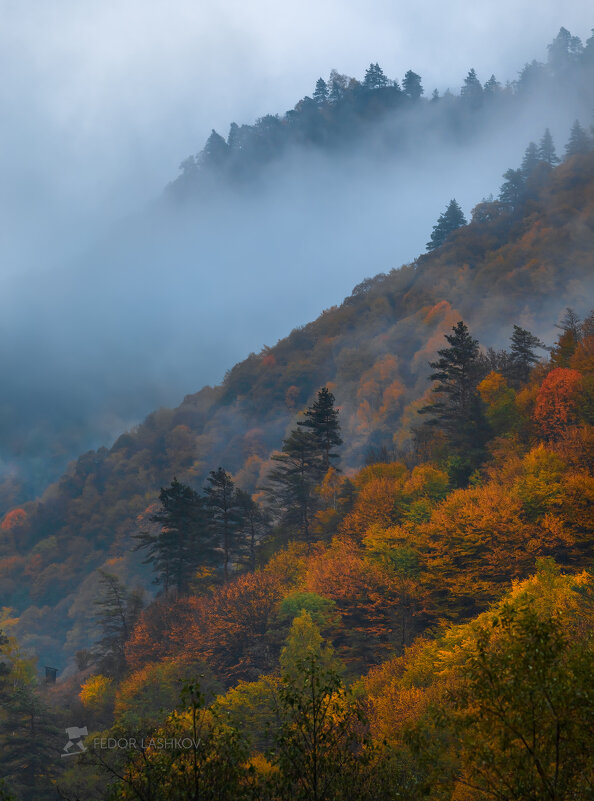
[0,4,593,503]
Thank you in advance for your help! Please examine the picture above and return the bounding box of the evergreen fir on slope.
[313,78,329,104]
[92,571,144,678]
[134,478,213,595]
[521,142,540,177]
[565,120,592,157]
[426,199,467,251]
[363,63,389,90]
[460,68,483,108]
[499,169,525,208]
[265,428,326,546]
[402,70,423,99]
[297,386,343,471]
[507,325,545,386]
[204,467,244,583]
[418,321,490,476]
[538,128,560,166]
[235,488,270,572]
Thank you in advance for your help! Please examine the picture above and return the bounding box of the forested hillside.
[1,27,594,515]
[169,27,594,200]
[1,179,593,798]
[1,139,593,670]
[1,26,594,800]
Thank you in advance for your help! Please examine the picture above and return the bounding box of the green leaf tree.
[272,651,370,801]
[456,599,594,799]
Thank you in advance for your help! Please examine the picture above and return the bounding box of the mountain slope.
[1,27,593,515]
[1,151,594,668]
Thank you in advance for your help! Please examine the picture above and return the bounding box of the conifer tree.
[549,308,582,367]
[265,428,325,545]
[426,199,467,251]
[564,120,592,157]
[313,78,328,104]
[92,571,144,677]
[547,26,583,71]
[204,468,243,583]
[363,63,388,90]
[507,325,545,385]
[521,142,540,177]
[419,321,489,462]
[460,68,483,108]
[402,70,423,99]
[199,129,230,169]
[556,307,582,340]
[135,478,212,595]
[499,168,525,208]
[235,488,269,572]
[538,128,559,166]
[0,684,60,801]
[483,74,501,96]
[297,386,342,471]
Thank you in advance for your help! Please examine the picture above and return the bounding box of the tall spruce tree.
[499,168,525,208]
[363,63,389,90]
[235,488,269,572]
[402,70,423,99]
[565,120,592,157]
[313,78,328,104]
[538,128,560,166]
[135,478,212,595]
[204,468,243,583]
[507,325,545,385]
[419,321,489,464]
[483,74,501,96]
[266,428,325,546]
[297,387,342,471]
[92,571,144,677]
[521,142,540,177]
[426,199,467,251]
[556,307,582,340]
[461,68,483,108]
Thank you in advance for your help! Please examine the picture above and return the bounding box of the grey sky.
[0,1,592,276]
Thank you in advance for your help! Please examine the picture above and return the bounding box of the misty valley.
[0,22,593,801]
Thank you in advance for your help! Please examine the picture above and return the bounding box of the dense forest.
[169,26,594,200]
[1,26,594,513]
[0,25,593,801]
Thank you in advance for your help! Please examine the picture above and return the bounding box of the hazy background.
[1,0,592,275]
[0,1,592,503]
